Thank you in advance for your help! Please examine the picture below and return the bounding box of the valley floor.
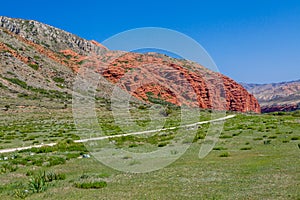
[0,100,299,199]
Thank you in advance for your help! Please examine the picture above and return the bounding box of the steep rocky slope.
[0,16,106,55]
[0,16,260,113]
[242,80,300,112]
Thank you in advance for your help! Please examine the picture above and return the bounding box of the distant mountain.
[0,16,260,113]
[241,80,300,113]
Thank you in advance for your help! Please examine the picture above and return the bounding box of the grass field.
[0,98,299,199]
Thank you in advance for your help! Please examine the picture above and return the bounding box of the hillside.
[242,80,300,113]
[0,16,260,113]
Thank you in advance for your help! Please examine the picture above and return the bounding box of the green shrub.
[4,42,17,50]
[4,77,28,88]
[80,173,91,179]
[122,155,132,160]
[66,152,81,160]
[219,135,232,139]
[268,135,277,139]
[52,77,65,83]
[213,147,227,150]
[64,54,72,60]
[26,170,34,176]
[158,142,168,147]
[129,143,138,148]
[292,111,300,117]
[0,82,7,89]
[219,152,230,157]
[98,173,110,178]
[138,105,147,110]
[0,163,18,173]
[78,60,84,65]
[263,140,271,145]
[34,55,41,60]
[271,112,286,116]
[232,132,241,136]
[34,146,55,154]
[13,188,30,199]
[45,171,66,182]
[291,136,299,140]
[28,63,39,70]
[240,147,252,150]
[32,158,43,166]
[28,174,47,193]
[74,181,107,189]
[47,157,66,167]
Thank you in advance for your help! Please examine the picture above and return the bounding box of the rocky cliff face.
[0,16,260,113]
[95,52,260,113]
[0,16,106,55]
[242,80,300,113]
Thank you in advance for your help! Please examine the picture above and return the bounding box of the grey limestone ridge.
[0,16,106,55]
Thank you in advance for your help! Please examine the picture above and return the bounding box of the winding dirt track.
[0,115,235,154]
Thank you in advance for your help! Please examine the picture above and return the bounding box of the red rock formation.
[98,52,261,113]
[0,23,260,113]
[222,76,260,113]
[0,42,30,63]
[60,49,88,72]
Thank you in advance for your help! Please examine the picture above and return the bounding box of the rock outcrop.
[0,16,261,113]
[0,16,106,55]
[98,53,260,113]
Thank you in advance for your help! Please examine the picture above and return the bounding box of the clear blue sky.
[1,0,300,83]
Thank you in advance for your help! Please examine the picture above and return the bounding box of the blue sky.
[1,0,300,83]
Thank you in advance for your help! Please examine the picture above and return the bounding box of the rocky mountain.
[0,16,260,113]
[242,80,300,113]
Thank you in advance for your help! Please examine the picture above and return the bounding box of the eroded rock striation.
[0,16,260,113]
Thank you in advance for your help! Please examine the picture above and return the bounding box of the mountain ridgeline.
[0,16,260,113]
[242,80,300,113]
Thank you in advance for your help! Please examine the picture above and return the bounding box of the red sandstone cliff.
[0,16,260,113]
[96,53,261,113]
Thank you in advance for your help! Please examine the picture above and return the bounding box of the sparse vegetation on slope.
[0,103,299,199]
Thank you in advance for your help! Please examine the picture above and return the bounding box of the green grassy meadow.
[0,99,299,199]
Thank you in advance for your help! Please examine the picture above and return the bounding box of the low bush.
[52,77,65,83]
[158,142,168,147]
[268,135,277,139]
[240,146,252,150]
[219,135,233,139]
[26,170,34,176]
[219,152,230,157]
[66,152,81,160]
[129,143,138,148]
[47,156,66,167]
[74,181,107,189]
[0,163,18,173]
[44,171,66,182]
[28,63,39,70]
[14,188,30,199]
[213,146,227,150]
[264,140,271,145]
[292,111,300,117]
[28,174,47,193]
[291,136,299,140]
